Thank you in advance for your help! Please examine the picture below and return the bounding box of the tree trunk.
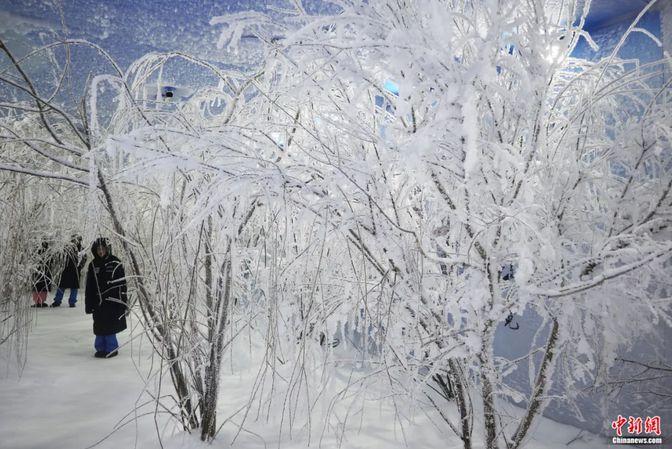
[97,171,199,430]
[508,318,559,449]
[200,240,232,441]
[479,318,499,449]
[449,359,472,449]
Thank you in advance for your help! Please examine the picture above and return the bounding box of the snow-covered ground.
[0,306,169,449]
[0,307,626,449]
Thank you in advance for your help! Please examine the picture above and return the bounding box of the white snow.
[0,307,169,449]
[0,306,629,449]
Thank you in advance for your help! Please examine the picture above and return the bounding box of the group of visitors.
[31,236,128,359]
[30,235,86,308]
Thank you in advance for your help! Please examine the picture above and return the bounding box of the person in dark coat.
[51,235,87,307]
[31,240,53,308]
[85,238,128,358]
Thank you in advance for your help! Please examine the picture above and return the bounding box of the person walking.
[85,238,128,358]
[31,240,53,308]
[51,235,86,307]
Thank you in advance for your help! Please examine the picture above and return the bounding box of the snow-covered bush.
[206,0,672,447]
[0,0,670,447]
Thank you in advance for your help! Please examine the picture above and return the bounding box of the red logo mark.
[645,416,662,436]
[612,415,627,437]
[627,416,643,435]
[612,415,662,437]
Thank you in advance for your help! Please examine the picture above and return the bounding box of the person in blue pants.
[85,238,128,358]
[51,235,86,307]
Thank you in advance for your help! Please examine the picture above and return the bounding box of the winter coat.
[58,242,86,289]
[32,246,53,293]
[85,252,128,336]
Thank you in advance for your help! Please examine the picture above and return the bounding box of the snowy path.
[0,307,624,449]
[0,306,168,449]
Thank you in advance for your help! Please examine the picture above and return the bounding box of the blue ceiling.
[581,0,651,30]
[0,0,338,68]
[0,0,657,88]
[0,0,654,67]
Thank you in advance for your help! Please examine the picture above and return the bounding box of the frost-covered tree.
[0,37,92,369]
[0,37,258,440]
[1,0,670,447]
[207,0,672,447]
